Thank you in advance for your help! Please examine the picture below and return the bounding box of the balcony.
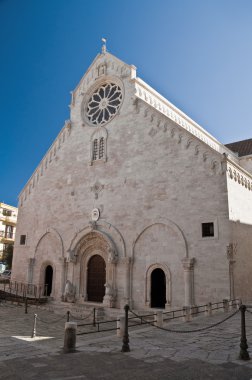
[0,231,15,242]
[0,215,17,225]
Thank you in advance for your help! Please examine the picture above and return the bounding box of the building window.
[93,139,98,160]
[202,223,214,237]
[92,137,105,161]
[86,82,123,126]
[2,209,12,217]
[5,225,14,239]
[90,128,107,164]
[20,235,26,245]
[99,137,104,159]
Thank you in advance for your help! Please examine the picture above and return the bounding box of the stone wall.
[12,52,237,309]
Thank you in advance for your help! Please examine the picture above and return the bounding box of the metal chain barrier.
[129,308,239,334]
[70,309,94,321]
[0,302,17,308]
[36,313,67,324]
[246,309,252,315]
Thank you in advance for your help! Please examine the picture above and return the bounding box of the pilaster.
[181,257,195,307]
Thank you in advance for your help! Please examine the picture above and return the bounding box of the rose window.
[86,83,123,125]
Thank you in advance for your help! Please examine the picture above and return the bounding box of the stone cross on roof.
[101,37,107,54]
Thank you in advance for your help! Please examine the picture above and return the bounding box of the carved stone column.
[227,243,236,300]
[121,257,131,307]
[102,248,118,307]
[181,258,195,307]
[62,258,68,300]
[64,249,77,298]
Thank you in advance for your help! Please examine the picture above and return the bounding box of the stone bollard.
[207,302,212,317]
[118,316,125,337]
[63,322,77,353]
[183,306,192,322]
[223,299,229,313]
[228,300,233,311]
[236,299,242,310]
[154,311,163,327]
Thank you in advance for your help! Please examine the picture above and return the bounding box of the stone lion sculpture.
[63,280,76,303]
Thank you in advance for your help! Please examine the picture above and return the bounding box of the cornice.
[133,77,237,160]
[226,157,252,191]
[19,120,72,205]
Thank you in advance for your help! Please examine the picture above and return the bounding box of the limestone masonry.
[12,47,252,310]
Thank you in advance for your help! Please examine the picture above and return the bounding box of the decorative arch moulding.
[67,221,126,260]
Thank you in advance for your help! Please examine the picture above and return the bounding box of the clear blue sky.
[1,0,252,206]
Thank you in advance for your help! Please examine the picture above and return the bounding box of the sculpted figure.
[63,280,76,302]
[103,283,115,307]
[108,248,117,264]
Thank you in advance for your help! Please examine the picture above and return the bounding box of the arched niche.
[146,263,171,309]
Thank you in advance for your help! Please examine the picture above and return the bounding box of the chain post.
[93,308,96,327]
[239,305,250,360]
[121,304,130,352]
[25,297,28,314]
[67,311,70,322]
[31,313,37,338]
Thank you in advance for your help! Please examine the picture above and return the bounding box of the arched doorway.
[87,255,106,302]
[151,268,166,308]
[44,265,53,296]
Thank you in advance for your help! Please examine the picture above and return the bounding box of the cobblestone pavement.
[0,301,252,379]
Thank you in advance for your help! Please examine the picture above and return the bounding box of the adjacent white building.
[12,48,252,310]
[0,202,18,271]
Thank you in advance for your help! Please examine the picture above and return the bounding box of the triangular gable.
[71,51,136,105]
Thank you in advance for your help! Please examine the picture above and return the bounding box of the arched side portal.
[87,254,106,302]
[44,265,53,296]
[70,231,118,307]
[32,229,64,299]
[151,268,166,308]
[146,264,171,309]
[132,221,188,309]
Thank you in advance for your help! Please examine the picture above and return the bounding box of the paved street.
[0,301,252,379]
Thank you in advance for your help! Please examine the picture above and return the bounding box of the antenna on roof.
[101,37,107,54]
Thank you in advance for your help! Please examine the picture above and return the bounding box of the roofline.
[0,202,18,211]
[134,76,238,160]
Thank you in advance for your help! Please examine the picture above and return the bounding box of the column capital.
[121,257,132,265]
[28,257,35,266]
[181,257,195,270]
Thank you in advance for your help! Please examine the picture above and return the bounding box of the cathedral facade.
[12,48,252,310]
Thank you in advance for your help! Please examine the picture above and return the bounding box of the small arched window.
[93,139,98,160]
[99,137,104,159]
[90,128,107,165]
